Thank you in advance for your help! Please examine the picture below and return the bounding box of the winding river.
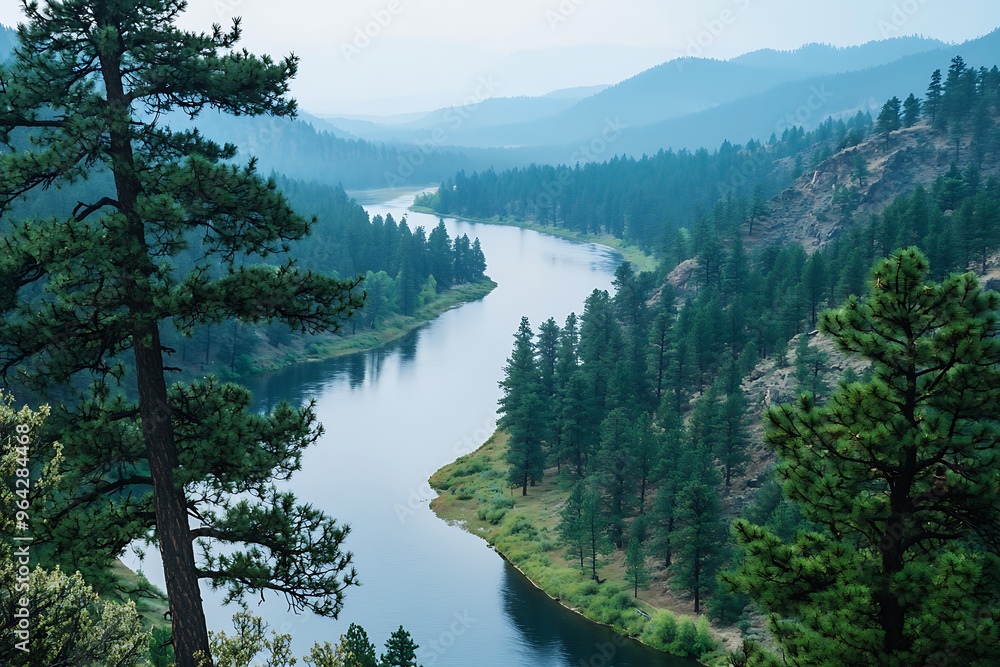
[147,188,698,666]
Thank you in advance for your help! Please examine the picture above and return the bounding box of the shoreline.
[230,279,497,379]
[408,205,659,274]
[429,431,728,667]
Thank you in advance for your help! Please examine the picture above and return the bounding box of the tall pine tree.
[728,249,1000,666]
[0,4,363,665]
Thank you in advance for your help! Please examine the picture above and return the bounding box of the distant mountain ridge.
[730,37,951,73]
[331,33,995,160]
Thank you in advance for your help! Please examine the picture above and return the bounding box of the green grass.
[227,279,497,379]
[408,208,659,274]
[430,432,725,665]
[110,560,170,631]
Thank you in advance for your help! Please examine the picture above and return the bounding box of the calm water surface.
[140,188,697,666]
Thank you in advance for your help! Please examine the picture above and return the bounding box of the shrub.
[641,610,678,649]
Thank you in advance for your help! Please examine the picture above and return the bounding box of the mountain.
[606,29,1000,156]
[331,34,965,155]
[730,37,950,74]
[323,85,608,145]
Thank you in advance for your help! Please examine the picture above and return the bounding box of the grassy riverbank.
[409,206,658,274]
[226,279,497,379]
[430,431,728,666]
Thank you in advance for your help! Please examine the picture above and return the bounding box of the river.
[140,187,698,666]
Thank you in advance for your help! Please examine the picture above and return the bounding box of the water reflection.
[243,328,425,411]
[500,565,691,667]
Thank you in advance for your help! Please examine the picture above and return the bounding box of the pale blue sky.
[2,0,999,115]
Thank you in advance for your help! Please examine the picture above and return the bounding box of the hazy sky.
[2,1,999,116]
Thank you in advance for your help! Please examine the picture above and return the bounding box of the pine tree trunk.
[134,324,211,667]
[99,45,212,667]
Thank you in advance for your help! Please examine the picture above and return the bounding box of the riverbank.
[113,278,496,629]
[429,431,729,667]
[227,279,497,379]
[409,206,658,274]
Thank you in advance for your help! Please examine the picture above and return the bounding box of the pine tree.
[536,317,562,463]
[647,299,676,408]
[716,390,750,489]
[902,93,921,128]
[926,69,944,125]
[498,317,546,495]
[341,624,378,667]
[427,221,454,290]
[380,627,420,667]
[0,5,363,665]
[560,482,588,570]
[580,482,612,581]
[625,536,650,598]
[728,248,1000,666]
[672,482,726,614]
[876,96,902,148]
[793,335,830,400]
[595,408,639,548]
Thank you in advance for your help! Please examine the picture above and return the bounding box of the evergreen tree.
[595,408,639,548]
[647,304,675,407]
[498,317,546,495]
[625,536,650,598]
[558,369,594,477]
[536,317,562,463]
[925,69,943,125]
[580,482,613,581]
[876,96,902,148]
[469,237,488,280]
[853,153,870,187]
[0,5,363,665]
[728,249,1000,666]
[902,93,921,128]
[341,624,378,667]
[716,390,750,489]
[794,335,830,400]
[380,627,420,667]
[634,413,663,510]
[672,482,726,614]
[559,482,588,570]
[427,221,454,290]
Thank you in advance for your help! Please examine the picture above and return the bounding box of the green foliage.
[380,626,420,667]
[341,623,378,667]
[672,482,727,614]
[793,335,830,400]
[0,393,148,666]
[728,249,1000,666]
[498,317,546,495]
[0,5,377,664]
[476,490,514,525]
[625,536,650,597]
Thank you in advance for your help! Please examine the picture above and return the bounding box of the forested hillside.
[417,111,872,251]
[433,60,1000,665]
[3,174,488,383]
